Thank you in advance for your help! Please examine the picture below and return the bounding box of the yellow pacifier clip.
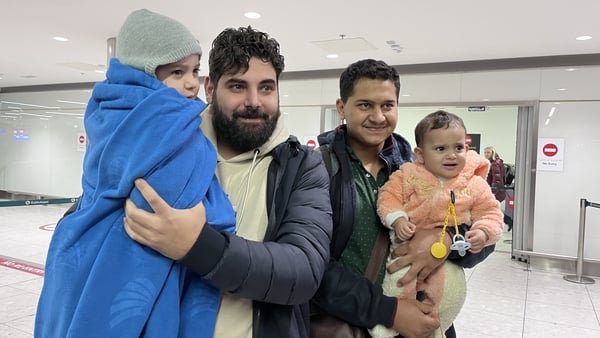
[431,191,461,259]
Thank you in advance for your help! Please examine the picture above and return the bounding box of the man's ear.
[335,99,345,121]
[414,147,425,164]
[204,77,214,104]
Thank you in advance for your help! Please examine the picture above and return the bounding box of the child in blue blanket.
[35,9,235,338]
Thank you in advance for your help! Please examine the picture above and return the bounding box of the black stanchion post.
[564,198,595,284]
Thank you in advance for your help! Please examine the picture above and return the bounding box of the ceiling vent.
[312,37,376,54]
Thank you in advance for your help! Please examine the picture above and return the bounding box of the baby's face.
[416,125,468,180]
[155,54,201,99]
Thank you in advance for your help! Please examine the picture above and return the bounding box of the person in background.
[35,9,236,337]
[122,26,332,338]
[311,59,496,338]
[372,110,504,338]
[483,146,506,203]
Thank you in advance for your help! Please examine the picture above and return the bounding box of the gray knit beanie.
[116,9,202,77]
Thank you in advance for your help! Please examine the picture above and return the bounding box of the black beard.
[212,99,280,153]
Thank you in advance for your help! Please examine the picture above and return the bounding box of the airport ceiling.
[1,0,600,90]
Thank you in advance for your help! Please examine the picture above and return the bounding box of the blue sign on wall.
[13,129,29,141]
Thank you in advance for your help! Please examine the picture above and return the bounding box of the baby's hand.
[393,218,416,241]
[465,229,488,253]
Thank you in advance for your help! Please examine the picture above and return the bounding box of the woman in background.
[483,146,506,203]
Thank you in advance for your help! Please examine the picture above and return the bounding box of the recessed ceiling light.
[326,54,339,59]
[565,68,577,71]
[53,36,69,42]
[244,12,261,19]
[21,112,52,118]
[401,94,411,97]
[56,100,87,105]
[575,35,592,41]
[1,100,58,109]
[557,88,567,91]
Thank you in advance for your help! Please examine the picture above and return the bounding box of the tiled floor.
[0,203,63,338]
[1,204,599,338]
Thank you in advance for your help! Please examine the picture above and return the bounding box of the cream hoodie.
[200,106,290,338]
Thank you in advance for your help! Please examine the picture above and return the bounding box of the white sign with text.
[537,138,564,171]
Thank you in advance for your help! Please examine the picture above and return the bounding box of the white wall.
[281,106,322,146]
[278,66,600,106]
[533,101,600,259]
[0,112,85,197]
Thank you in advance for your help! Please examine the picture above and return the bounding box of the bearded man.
[123,26,333,338]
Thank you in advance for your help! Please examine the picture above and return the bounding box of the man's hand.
[391,298,440,338]
[388,228,450,286]
[123,178,206,260]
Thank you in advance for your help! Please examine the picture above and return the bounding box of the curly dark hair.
[208,26,285,85]
[414,110,467,146]
[338,59,400,103]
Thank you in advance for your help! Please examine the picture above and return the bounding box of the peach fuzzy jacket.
[378,150,503,246]
[369,150,503,338]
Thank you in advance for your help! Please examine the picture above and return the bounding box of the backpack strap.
[318,144,333,177]
[364,227,389,282]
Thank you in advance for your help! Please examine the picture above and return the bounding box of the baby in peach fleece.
[370,110,503,338]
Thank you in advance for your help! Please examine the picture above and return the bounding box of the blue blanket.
[35,59,236,338]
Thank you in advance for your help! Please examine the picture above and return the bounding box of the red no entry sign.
[542,143,558,157]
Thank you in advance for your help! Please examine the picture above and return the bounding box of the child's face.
[155,54,201,99]
[415,125,468,180]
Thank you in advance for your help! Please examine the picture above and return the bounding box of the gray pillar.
[107,37,116,66]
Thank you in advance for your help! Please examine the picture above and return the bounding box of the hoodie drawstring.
[235,149,260,232]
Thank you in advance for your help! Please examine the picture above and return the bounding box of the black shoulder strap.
[318,145,333,177]
[364,228,389,282]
